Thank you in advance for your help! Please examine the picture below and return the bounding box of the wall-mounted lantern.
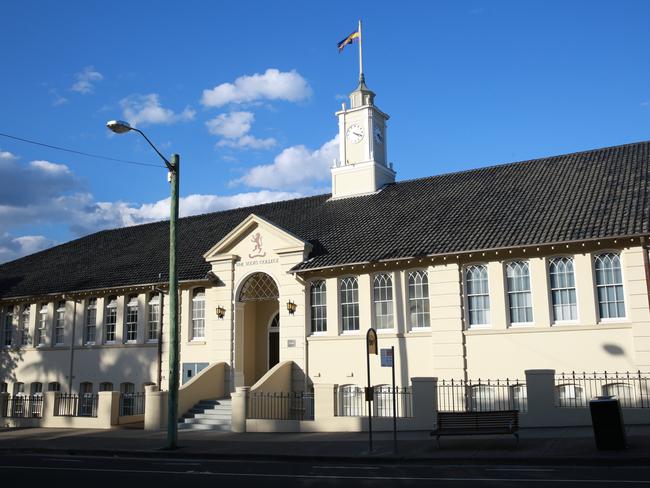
[215,305,226,319]
[286,300,297,315]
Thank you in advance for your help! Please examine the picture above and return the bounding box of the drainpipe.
[67,297,77,394]
[641,237,650,311]
[156,288,165,388]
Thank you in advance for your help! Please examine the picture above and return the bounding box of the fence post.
[524,369,556,427]
[0,392,8,418]
[313,384,336,421]
[411,377,437,430]
[97,391,119,428]
[144,384,168,431]
[40,391,58,427]
[231,386,249,433]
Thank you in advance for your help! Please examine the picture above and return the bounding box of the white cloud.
[233,136,338,190]
[49,88,68,106]
[217,135,277,150]
[201,68,312,107]
[0,233,57,263]
[71,66,104,94]
[29,160,71,175]
[120,93,196,127]
[206,111,254,138]
[0,150,18,162]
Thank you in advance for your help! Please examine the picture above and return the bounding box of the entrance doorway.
[236,272,279,386]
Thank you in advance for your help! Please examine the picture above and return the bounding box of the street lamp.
[106,119,180,450]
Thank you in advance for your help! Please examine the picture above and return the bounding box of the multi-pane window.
[85,298,97,344]
[105,296,117,342]
[549,257,578,322]
[147,293,160,342]
[54,301,66,345]
[191,288,205,340]
[20,305,30,346]
[465,265,490,327]
[48,382,61,392]
[125,295,138,342]
[373,274,394,329]
[505,261,533,324]
[595,253,626,319]
[3,309,12,347]
[340,277,359,331]
[310,281,327,333]
[30,382,43,395]
[99,382,114,392]
[408,270,430,328]
[36,303,47,346]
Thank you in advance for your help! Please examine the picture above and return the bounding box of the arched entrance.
[236,272,279,386]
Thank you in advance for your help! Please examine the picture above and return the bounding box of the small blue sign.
[380,348,393,367]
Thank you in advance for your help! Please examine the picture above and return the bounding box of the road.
[1,453,650,486]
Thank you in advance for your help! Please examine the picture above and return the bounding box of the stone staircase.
[178,397,232,431]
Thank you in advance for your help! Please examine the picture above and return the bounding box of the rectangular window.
[105,296,117,342]
[310,281,327,333]
[85,298,97,344]
[20,306,30,346]
[506,262,533,324]
[36,303,47,346]
[125,295,138,342]
[3,310,13,347]
[595,253,626,319]
[148,294,160,342]
[549,257,578,322]
[408,270,430,328]
[465,265,490,327]
[340,277,359,331]
[191,289,205,340]
[373,274,394,329]
[54,301,65,345]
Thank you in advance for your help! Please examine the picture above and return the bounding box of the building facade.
[1,75,650,404]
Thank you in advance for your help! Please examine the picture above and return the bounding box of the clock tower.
[331,74,396,199]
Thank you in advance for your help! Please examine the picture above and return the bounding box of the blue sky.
[0,1,649,263]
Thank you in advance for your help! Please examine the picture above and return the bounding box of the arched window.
[549,257,577,322]
[85,298,97,344]
[1,382,7,393]
[340,277,359,331]
[47,382,61,392]
[470,385,498,412]
[30,382,43,395]
[191,288,205,340]
[147,293,160,342]
[13,382,25,396]
[99,382,114,392]
[510,384,527,412]
[373,274,394,330]
[595,253,626,319]
[555,384,585,407]
[408,270,430,328]
[603,383,634,408]
[120,382,135,394]
[124,295,139,342]
[465,265,490,327]
[310,280,327,333]
[505,261,533,324]
[104,296,118,342]
[79,382,94,417]
[338,384,363,416]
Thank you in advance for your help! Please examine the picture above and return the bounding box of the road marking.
[312,466,379,470]
[40,458,83,463]
[487,468,556,472]
[0,465,648,484]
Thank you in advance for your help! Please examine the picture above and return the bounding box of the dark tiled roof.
[1,140,649,298]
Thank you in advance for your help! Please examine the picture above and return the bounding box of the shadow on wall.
[0,346,24,384]
[603,344,626,357]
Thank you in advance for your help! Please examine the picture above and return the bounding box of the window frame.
[20,305,30,347]
[406,269,430,330]
[309,279,327,335]
[84,298,98,345]
[593,251,627,322]
[124,295,139,343]
[504,260,534,327]
[104,296,118,343]
[372,273,395,331]
[147,293,160,343]
[463,263,491,329]
[548,256,579,324]
[36,303,48,347]
[54,300,66,346]
[339,276,360,333]
[191,288,206,341]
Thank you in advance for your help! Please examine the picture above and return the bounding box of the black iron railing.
[247,391,314,420]
[336,386,413,417]
[54,393,98,417]
[119,392,145,416]
[437,378,528,413]
[555,371,650,408]
[0,395,43,418]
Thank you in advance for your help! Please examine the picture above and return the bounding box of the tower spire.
[358,19,364,82]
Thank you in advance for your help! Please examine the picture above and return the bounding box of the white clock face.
[346,124,364,144]
[374,127,384,145]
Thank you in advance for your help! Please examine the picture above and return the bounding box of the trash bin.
[589,396,626,450]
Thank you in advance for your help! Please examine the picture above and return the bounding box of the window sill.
[466,324,491,330]
[377,328,396,334]
[409,327,431,333]
[188,340,206,345]
[341,330,361,335]
[465,322,632,336]
[509,323,534,329]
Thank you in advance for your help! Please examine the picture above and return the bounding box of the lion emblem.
[249,232,266,258]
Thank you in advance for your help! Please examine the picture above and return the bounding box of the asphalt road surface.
[1,453,650,487]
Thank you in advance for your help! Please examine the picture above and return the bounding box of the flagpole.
[358,19,363,80]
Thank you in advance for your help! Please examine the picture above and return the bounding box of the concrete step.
[178,397,232,432]
[188,407,231,414]
[186,412,232,420]
[181,418,231,426]
[178,422,232,431]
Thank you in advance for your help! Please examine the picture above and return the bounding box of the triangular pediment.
[203,213,311,262]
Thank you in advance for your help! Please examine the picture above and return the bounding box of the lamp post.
[106,120,180,450]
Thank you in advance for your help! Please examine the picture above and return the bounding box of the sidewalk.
[1,425,649,465]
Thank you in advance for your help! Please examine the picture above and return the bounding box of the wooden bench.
[430,410,519,447]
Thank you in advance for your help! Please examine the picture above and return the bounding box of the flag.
[337,30,360,52]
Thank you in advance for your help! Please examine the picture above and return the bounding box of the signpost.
[381,346,398,453]
[366,328,377,452]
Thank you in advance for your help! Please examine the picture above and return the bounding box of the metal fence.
[247,391,314,420]
[0,395,43,418]
[437,378,528,413]
[119,392,145,416]
[54,393,98,417]
[336,386,413,417]
[555,371,650,408]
